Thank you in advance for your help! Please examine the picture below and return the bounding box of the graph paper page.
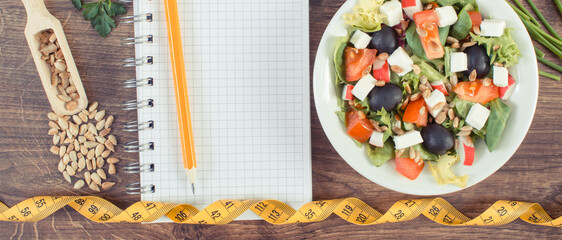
[132,0,311,221]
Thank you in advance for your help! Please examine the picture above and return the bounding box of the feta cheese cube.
[423,90,447,117]
[387,47,413,76]
[351,74,376,101]
[466,103,490,130]
[480,19,506,37]
[369,131,385,147]
[450,52,468,72]
[342,84,354,100]
[493,66,508,87]
[435,6,458,27]
[393,131,424,149]
[380,0,403,27]
[402,0,423,20]
[349,30,372,49]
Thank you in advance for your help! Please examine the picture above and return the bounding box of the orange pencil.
[163,0,197,194]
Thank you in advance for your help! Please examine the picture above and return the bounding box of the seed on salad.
[380,126,388,132]
[451,42,460,49]
[419,75,428,85]
[453,117,460,128]
[393,127,405,135]
[377,52,389,60]
[493,44,500,51]
[493,62,504,67]
[454,139,459,150]
[402,97,410,110]
[422,89,431,99]
[457,130,471,137]
[450,74,458,87]
[483,77,492,86]
[390,65,404,74]
[375,80,386,87]
[445,82,453,92]
[435,112,447,124]
[446,36,458,44]
[409,147,416,159]
[448,108,455,120]
[412,64,421,75]
[410,92,422,101]
[419,106,426,115]
[404,84,412,94]
[460,125,473,132]
[472,26,481,35]
[460,41,476,52]
[416,28,428,38]
[357,111,367,120]
[469,70,477,82]
[414,150,421,163]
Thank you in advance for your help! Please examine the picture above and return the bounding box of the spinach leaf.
[368,140,395,167]
[406,22,450,60]
[412,56,448,83]
[414,144,439,161]
[485,99,511,151]
[437,0,477,9]
[336,110,346,124]
[450,4,475,40]
[453,96,475,119]
[443,47,456,77]
[333,36,350,109]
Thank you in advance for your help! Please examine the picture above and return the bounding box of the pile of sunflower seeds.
[47,101,119,191]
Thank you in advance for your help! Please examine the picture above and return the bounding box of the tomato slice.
[403,98,428,127]
[395,158,424,180]
[344,47,377,82]
[468,11,482,28]
[413,10,444,60]
[346,109,374,143]
[453,79,499,105]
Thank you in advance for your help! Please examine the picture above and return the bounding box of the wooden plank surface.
[0,0,560,238]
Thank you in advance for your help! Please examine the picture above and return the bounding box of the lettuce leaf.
[485,98,511,151]
[343,0,385,32]
[367,140,395,167]
[428,154,468,187]
[470,29,520,67]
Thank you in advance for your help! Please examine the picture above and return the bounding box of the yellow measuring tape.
[0,196,560,227]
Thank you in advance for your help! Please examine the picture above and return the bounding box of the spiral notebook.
[122,0,311,222]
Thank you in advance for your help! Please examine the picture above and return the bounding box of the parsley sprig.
[71,0,127,37]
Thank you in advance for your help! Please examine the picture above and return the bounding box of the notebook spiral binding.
[120,10,157,195]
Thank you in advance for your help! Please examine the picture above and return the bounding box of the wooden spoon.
[22,0,88,115]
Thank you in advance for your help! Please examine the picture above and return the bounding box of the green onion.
[534,46,545,58]
[537,56,562,73]
[523,20,562,59]
[525,0,562,41]
[555,0,562,18]
[512,0,541,27]
[508,2,531,22]
[539,70,560,81]
[524,21,562,49]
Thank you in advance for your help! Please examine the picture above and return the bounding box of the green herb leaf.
[76,0,127,37]
[485,99,511,151]
[104,0,126,17]
[82,2,100,20]
[470,29,521,67]
[71,0,82,9]
[450,4,475,40]
[367,140,395,167]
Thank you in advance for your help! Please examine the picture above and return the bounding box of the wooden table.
[0,0,560,238]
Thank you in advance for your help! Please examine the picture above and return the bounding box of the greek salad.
[334,0,521,186]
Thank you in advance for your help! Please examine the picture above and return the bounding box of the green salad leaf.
[437,0,477,9]
[485,99,511,151]
[450,3,475,40]
[412,56,448,83]
[470,29,521,67]
[443,47,456,77]
[333,36,350,109]
[406,22,450,60]
[343,0,385,32]
[367,140,395,167]
[414,144,439,161]
[428,154,468,187]
[452,96,475,119]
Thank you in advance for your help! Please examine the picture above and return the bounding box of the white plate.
[313,0,538,195]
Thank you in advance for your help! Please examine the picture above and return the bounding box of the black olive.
[421,124,455,155]
[368,83,402,112]
[464,45,490,78]
[368,25,399,54]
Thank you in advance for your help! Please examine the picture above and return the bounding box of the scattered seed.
[410,92,422,101]
[446,36,459,44]
[69,123,78,137]
[63,171,71,183]
[412,64,421,75]
[87,149,94,160]
[108,163,116,175]
[74,179,85,189]
[69,151,77,162]
[91,172,102,185]
[86,158,93,171]
[53,134,60,145]
[405,84,412,94]
[107,157,120,164]
[104,116,114,129]
[57,118,68,130]
[72,115,82,125]
[97,157,105,169]
[101,150,111,158]
[94,110,106,121]
[108,135,117,145]
[95,136,107,144]
[89,182,100,192]
[392,127,405,135]
[401,97,410,110]
[99,128,111,137]
[453,117,460,128]
[105,141,115,152]
[57,94,71,102]
[50,146,59,155]
[59,145,66,158]
[460,41,476,52]
[451,42,460,49]
[419,75,428,85]
[78,157,86,169]
[84,141,98,149]
[396,148,405,157]
[95,144,105,157]
[409,147,416,159]
[460,125,473,131]
[97,168,107,180]
[390,65,404,74]
[58,160,65,172]
[457,130,471,137]
[493,44,500,51]
[67,164,76,176]
[88,109,97,120]
[84,171,92,185]
[483,77,492,86]
[47,112,58,121]
[469,70,477,82]
[422,89,431,99]
[88,101,98,112]
[374,80,386,87]
[448,108,455,120]
[78,112,88,123]
[435,111,447,124]
[48,121,60,130]
[102,182,116,190]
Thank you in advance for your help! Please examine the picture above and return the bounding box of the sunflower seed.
[457,130,471,137]
[493,44,500,51]
[453,117,460,128]
[391,65,404,74]
[57,117,68,130]
[108,164,116,175]
[48,121,60,130]
[402,97,410,110]
[79,125,87,136]
[87,149,94,160]
[454,139,459,150]
[62,154,70,165]
[59,145,66,158]
[69,151,77,162]
[469,69,477,82]
[94,110,105,121]
[96,157,105,168]
[48,128,58,135]
[448,108,455,120]
[99,128,111,137]
[483,77,492,86]
[71,115,82,125]
[392,127,405,135]
[58,160,65,172]
[47,112,58,121]
[108,135,117,145]
[96,119,106,131]
[409,147,416,159]
[377,52,389,60]
[86,158,93,170]
[89,182,100,192]
[91,172,102,185]
[460,125,473,131]
[105,141,115,152]
[73,179,85,189]
[422,89,431,99]
[375,80,386,87]
[95,136,106,144]
[101,182,115,190]
[84,171,91,185]
[105,115,114,129]
[78,157,86,169]
[450,74,458,87]
[107,157,120,164]
[405,84,412,94]
[88,101,98,112]
[410,92,422,101]
[79,112,88,123]
[396,148,406,157]
[80,145,88,155]
[412,64,421,75]
[460,41,476,52]
[95,144,104,157]
[84,132,95,141]
[97,169,107,180]
[50,146,59,155]
[88,109,97,120]
[70,162,77,172]
[84,141,97,149]
[445,82,453,92]
[419,75,428,85]
[414,150,421,163]
[59,133,66,145]
[53,134,60,145]
[57,94,71,102]
[446,36,459,44]
[73,139,79,152]
[63,171,71,183]
[69,123,78,136]
[101,150,111,158]
[435,111,447,124]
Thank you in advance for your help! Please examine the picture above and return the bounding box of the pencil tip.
[191,183,195,194]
